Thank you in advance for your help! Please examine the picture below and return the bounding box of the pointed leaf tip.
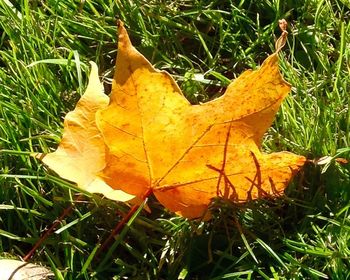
[117,20,132,49]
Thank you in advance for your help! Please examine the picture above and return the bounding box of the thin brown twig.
[23,195,83,261]
[95,189,153,257]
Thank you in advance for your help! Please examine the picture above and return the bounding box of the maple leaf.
[38,21,306,219]
[36,62,134,202]
[95,22,305,219]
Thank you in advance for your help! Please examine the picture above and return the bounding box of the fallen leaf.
[95,21,306,218]
[38,21,306,219]
[36,62,134,202]
[0,259,53,280]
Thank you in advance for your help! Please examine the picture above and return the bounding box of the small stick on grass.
[23,195,83,261]
[95,189,153,257]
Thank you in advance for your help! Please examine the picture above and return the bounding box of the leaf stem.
[95,189,153,257]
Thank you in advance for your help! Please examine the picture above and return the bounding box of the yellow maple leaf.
[38,21,306,219]
[96,22,305,219]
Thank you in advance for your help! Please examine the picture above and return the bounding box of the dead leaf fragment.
[0,259,53,280]
[335,158,348,164]
[36,62,134,202]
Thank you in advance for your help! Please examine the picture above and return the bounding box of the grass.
[0,0,349,279]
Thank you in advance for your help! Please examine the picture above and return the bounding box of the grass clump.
[1,0,349,279]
